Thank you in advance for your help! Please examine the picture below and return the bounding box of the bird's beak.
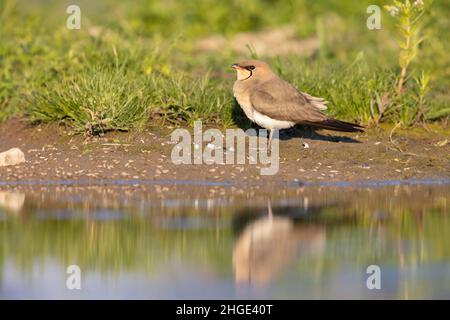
[231,63,244,70]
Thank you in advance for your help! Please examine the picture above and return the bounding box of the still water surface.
[0,183,449,299]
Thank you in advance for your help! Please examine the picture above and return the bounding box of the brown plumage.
[232,59,363,147]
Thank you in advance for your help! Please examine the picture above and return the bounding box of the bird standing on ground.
[232,60,363,149]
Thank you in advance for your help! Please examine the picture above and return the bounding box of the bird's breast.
[233,82,255,122]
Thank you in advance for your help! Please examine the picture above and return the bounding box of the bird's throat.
[237,69,252,81]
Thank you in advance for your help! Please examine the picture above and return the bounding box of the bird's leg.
[268,129,274,153]
[267,200,273,222]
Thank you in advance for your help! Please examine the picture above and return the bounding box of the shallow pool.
[0,182,449,299]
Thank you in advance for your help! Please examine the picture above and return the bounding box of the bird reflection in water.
[233,200,326,287]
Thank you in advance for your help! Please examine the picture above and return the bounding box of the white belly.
[253,110,295,130]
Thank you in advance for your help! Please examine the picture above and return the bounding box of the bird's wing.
[250,79,328,123]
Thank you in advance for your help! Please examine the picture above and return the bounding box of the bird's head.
[231,60,274,81]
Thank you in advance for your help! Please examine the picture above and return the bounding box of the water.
[0,182,449,299]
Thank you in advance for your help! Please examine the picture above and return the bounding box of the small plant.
[413,70,430,124]
[369,91,391,125]
[384,0,426,95]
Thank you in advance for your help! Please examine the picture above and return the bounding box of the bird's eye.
[246,65,255,71]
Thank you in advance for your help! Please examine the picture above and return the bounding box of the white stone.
[0,148,26,167]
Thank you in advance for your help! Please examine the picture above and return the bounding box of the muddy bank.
[0,120,448,185]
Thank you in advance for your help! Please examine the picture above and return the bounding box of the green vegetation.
[0,0,449,134]
[385,0,426,95]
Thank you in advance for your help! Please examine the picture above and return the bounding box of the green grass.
[27,44,234,133]
[0,0,449,134]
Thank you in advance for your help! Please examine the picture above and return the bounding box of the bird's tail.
[306,118,365,133]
